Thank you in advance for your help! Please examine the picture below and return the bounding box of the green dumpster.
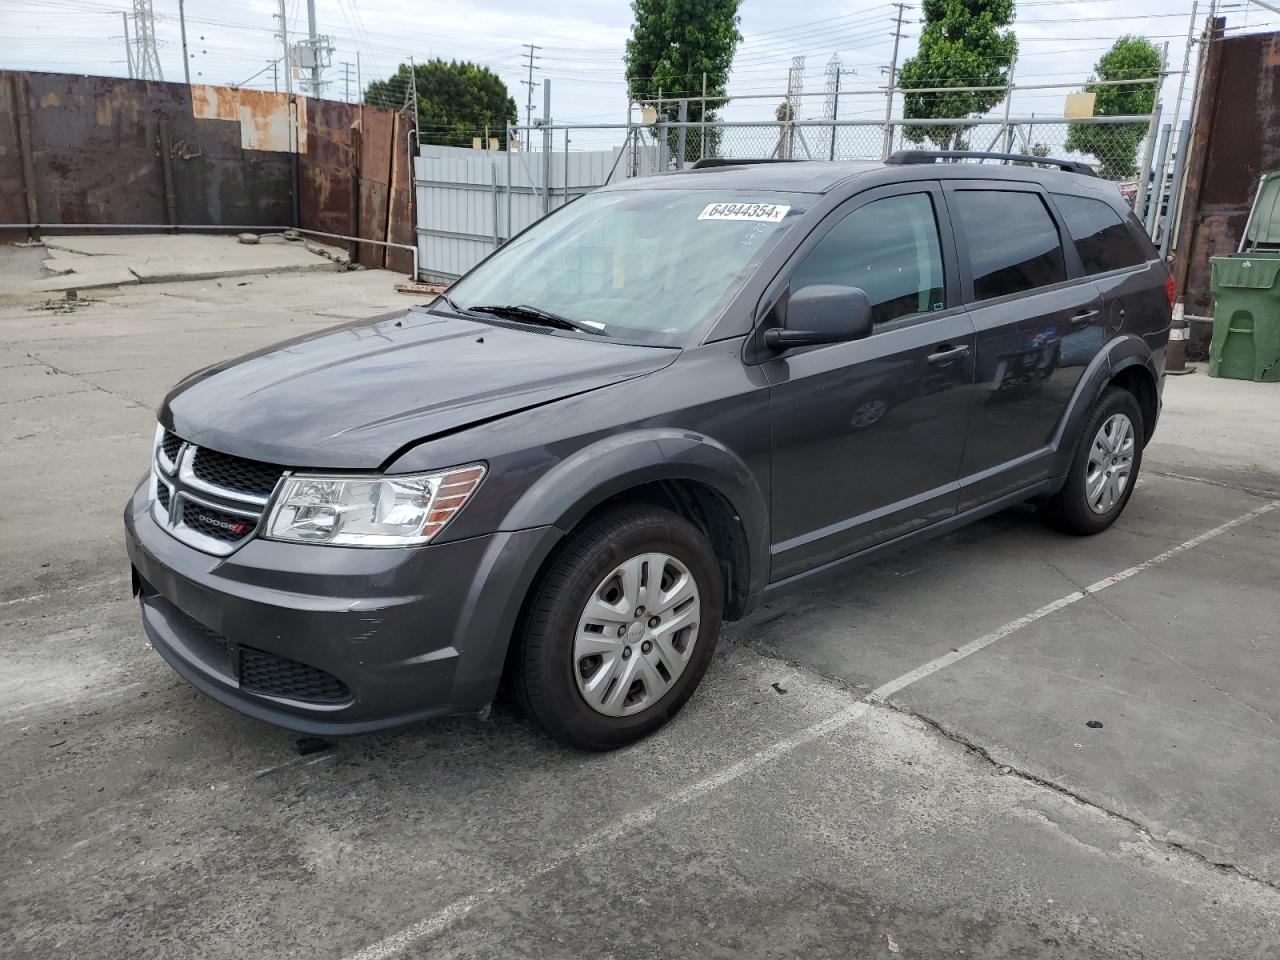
[1208,254,1280,381]
[1208,169,1280,381]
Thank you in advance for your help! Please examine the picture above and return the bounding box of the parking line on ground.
[344,702,874,960]
[871,496,1277,701]
[308,497,1280,960]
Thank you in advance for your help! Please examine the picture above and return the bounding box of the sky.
[4,0,1279,148]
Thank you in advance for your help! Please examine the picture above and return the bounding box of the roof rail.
[689,158,800,170]
[885,150,1097,177]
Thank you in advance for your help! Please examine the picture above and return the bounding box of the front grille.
[239,646,351,703]
[160,431,182,463]
[150,428,287,556]
[183,501,256,543]
[192,447,284,498]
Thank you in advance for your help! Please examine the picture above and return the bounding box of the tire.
[513,504,724,750]
[1042,386,1144,536]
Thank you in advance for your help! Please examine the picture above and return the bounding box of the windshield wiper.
[434,292,471,315]
[467,303,606,336]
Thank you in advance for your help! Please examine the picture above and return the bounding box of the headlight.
[264,464,485,547]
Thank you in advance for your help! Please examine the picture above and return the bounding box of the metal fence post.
[505,123,513,243]
[541,81,551,214]
[490,159,499,247]
[1133,43,1168,218]
[1133,101,1162,219]
[1161,120,1191,259]
[700,74,707,161]
[676,99,687,169]
[1145,122,1172,236]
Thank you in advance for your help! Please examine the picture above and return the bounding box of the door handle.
[927,344,971,365]
[1071,309,1101,327]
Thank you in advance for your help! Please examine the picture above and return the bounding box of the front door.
[765,184,976,582]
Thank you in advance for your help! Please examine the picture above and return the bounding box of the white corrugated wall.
[414,141,660,281]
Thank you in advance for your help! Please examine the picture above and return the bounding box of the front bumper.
[124,481,560,734]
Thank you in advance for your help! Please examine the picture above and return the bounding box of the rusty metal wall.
[1174,31,1280,316]
[0,70,415,272]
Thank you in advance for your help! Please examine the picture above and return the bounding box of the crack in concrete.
[878,698,1280,898]
[1147,468,1280,501]
[23,352,149,409]
[725,631,1280,902]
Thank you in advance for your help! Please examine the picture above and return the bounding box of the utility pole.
[272,59,280,93]
[882,2,907,158]
[305,0,321,96]
[1000,55,1017,152]
[342,61,352,102]
[178,0,191,84]
[122,12,135,79]
[521,43,542,134]
[1169,1,1199,134]
[276,0,292,96]
[824,54,842,161]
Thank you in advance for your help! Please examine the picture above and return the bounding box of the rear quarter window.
[952,190,1067,301]
[1051,192,1149,274]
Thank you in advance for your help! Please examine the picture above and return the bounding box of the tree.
[897,0,1018,150]
[624,0,742,161]
[1065,36,1162,180]
[365,60,517,148]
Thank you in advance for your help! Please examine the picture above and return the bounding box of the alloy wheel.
[1085,412,1135,514]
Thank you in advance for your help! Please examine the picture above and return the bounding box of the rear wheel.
[513,504,723,750]
[1042,386,1144,535]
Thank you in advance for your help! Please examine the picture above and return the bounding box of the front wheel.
[513,504,723,750]
[1042,386,1144,535]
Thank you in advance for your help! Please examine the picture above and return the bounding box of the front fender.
[1050,334,1159,479]
[500,428,771,602]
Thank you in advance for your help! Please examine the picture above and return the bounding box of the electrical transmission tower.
[786,56,805,119]
[130,0,164,81]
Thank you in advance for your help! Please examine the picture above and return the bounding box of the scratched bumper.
[123,479,558,734]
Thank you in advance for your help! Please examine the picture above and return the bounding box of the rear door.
[764,182,977,582]
[944,182,1103,509]
[1047,190,1171,362]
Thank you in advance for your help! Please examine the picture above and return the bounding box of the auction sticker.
[698,202,791,223]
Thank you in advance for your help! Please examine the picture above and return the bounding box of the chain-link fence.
[421,112,1167,281]
[624,115,1158,186]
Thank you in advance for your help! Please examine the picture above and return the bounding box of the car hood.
[161,308,678,468]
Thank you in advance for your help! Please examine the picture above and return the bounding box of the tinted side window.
[790,192,945,326]
[1051,192,1148,274]
[953,190,1066,301]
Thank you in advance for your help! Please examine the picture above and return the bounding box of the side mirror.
[764,284,873,350]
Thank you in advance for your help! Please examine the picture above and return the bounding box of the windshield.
[444,188,809,345]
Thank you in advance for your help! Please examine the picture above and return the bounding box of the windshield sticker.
[698,202,791,223]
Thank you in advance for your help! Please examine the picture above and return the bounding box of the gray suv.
[124,152,1172,750]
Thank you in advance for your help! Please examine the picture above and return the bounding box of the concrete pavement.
[1,247,1278,959]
